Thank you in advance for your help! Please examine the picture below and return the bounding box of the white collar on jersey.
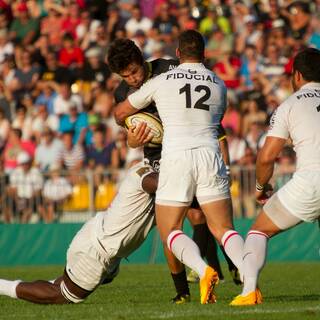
[179,62,206,70]
[301,82,320,90]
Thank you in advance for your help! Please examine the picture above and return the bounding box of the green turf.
[0,263,319,320]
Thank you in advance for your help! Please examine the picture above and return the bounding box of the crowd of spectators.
[0,0,318,222]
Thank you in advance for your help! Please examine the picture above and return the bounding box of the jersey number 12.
[179,84,210,111]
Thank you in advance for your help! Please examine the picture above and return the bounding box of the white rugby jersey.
[128,63,227,155]
[268,82,320,172]
[93,162,155,258]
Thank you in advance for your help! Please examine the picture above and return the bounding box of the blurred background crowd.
[0,0,318,223]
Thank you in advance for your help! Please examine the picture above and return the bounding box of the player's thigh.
[187,208,206,226]
[200,198,234,243]
[155,204,188,242]
[156,151,195,203]
[276,171,320,223]
[260,192,302,237]
[65,218,109,299]
[195,148,230,203]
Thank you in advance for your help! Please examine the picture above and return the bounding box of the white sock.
[221,230,244,277]
[0,279,22,298]
[167,230,207,278]
[241,230,268,296]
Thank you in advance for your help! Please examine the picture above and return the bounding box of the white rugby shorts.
[264,171,320,227]
[156,147,230,205]
[65,216,120,291]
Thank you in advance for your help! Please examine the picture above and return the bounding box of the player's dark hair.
[107,39,144,73]
[178,30,205,61]
[293,48,320,82]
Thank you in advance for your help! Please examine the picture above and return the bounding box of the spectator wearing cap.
[235,14,264,54]
[42,163,72,223]
[9,2,39,46]
[34,127,64,172]
[79,47,111,85]
[58,104,89,145]
[0,28,13,64]
[58,130,85,170]
[7,151,43,223]
[53,81,83,116]
[125,5,152,38]
[40,6,63,47]
[58,33,84,69]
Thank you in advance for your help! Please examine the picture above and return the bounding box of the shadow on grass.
[266,294,320,302]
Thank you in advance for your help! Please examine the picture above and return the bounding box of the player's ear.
[176,48,180,59]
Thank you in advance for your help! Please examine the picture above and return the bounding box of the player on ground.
[108,39,239,294]
[230,48,320,306]
[0,147,168,304]
[114,30,244,304]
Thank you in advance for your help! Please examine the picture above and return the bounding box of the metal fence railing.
[0,165,294,223]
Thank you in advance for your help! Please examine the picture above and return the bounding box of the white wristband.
[256,181,264,192]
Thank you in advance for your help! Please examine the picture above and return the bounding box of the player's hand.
[127,122,154,148]
[256,184,273,205]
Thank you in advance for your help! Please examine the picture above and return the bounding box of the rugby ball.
[124,112,163,146]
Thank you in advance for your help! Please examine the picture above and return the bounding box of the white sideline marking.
[149,306,320,319]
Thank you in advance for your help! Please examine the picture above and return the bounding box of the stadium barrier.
[0,165,282,222]
[0,219,318,266]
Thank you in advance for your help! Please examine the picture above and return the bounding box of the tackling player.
[114,30,244,304]
[230,48,320,305]
[0,156,160,304]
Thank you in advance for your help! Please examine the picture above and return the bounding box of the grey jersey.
[129,62,227,156]
[92,162,155,259]
[268,82,320,172]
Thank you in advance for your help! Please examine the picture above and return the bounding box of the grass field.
[0,263,319,320]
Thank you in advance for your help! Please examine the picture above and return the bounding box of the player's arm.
[255,103,289,203]
[114,77,159,126]
[142,172,159,194]
[114,99,139,126]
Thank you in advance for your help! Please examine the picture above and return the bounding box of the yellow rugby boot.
[230,288,262,306]
[199,266,219,304]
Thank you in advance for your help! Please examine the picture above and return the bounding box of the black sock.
[206,228,224,279]
[171,269,190,296]
[192,223,209,257]
[220,245,237,271]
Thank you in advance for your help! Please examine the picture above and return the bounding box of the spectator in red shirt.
[61,2,81,39]
[213,50,241,89]
[3,128,36,174]
[58,33,84,68]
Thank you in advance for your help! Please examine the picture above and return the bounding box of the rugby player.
[108,39,239,295]
[0,147,166,304]
[230,48,320,305]
[114,30,244,304]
